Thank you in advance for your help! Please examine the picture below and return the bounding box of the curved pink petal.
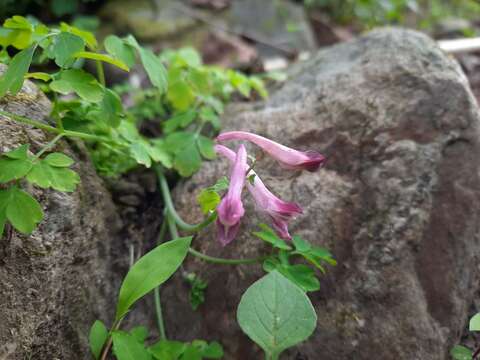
[216,131,326,172]
[216,218,241,246]
[216,145,247,245]
[215,144,302,240]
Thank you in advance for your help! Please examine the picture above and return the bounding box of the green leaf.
[182,345,202,360]
[278,264,320,292]
[89,320,109,360]
[167,81,195,111]
[0,17,32,50]
[60,22,97,49]
[26,161,80,192]
[148,340,186,360]
[196,136,216,160]
[208,177,229,192]
[164,132,202,177]
[450,345,472,360]
[130,326,149,344]
[115,236,192,320]
[130,143,152,168]
[112,331,152,360]
[470,313,480,331]
[4,16,32,30]
[50,69,104,102]
[199,107,220,129]
[4,144,29,159]
[173,141,201,177]
[0,148,32,183]
[128,38,167,93]
[310,247,336,265]
[44,152,75,167]
[197,190,220,214]
[99,88,123,128]
[187,273,208,311]
[229,71,251,97]
[0,45,35,97]
[1,16,33,49]
[253,224,291,250]
[163,110,196,134]
[196,176,229,214]
[177,47,202,67]
[104,35,136,68]
[53,32,85,68]
[250,77,268,98]
[201,342,223,359]
[188,69,210,94]
[292,235,311,253]
[165,132,196,154]
[236,271,317,358]
[25,72,51,82]
[4,187,43,234]
[147,141,172,168]
[73,51,129,72]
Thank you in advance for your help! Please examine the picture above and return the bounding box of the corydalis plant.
[215,131,326,244]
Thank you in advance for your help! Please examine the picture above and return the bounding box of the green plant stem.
[153,285,166,340]
[0,109,113,143]
[96,60,106,86]
[188,247,267,265]
[154,219,168,340]
[156,166,216,232]
[33,133,64,160]
[167,212,179,239]
[159,168,267,266]
[100,319,122,360]
[0,109,60,134]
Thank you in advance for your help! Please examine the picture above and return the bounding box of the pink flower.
[215,145,302,240]
[216,131,326,172]
[216,144,247,246]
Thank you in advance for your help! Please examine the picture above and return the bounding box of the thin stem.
[159,168,267,266]
[167,212,179,239]
[0,109,61,134]
[96,60,106,87]
[153,219,168,340]
[0,109,110,143]
[153,287,166,340]
[473,346,480,359]
[156,166,216,232]
[188,247,267,265]
[100,319,122,360]
[33,133,64,160]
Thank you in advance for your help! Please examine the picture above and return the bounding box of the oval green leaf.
[89,320,109,360]
[115,236,192,320]
[112,331,152,360]
[73,51,129,71]
[237,271,317,358]
[450,345,472,360]
[44,152,74,167]
[470,313,480,331]
[5,187,43,234]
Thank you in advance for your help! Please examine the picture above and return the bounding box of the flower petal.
[216,131,326,172]
[216,144,247,245]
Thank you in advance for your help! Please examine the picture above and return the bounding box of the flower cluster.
[215,131,326,246]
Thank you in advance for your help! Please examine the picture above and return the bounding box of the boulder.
[164,28,480,359]
[0,68,123,359]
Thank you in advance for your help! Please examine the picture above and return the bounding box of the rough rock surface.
[165,28,480,359]
[0,68,123,359]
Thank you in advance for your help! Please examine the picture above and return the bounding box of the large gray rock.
[0,70,123,359]
[164,28,480,359]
